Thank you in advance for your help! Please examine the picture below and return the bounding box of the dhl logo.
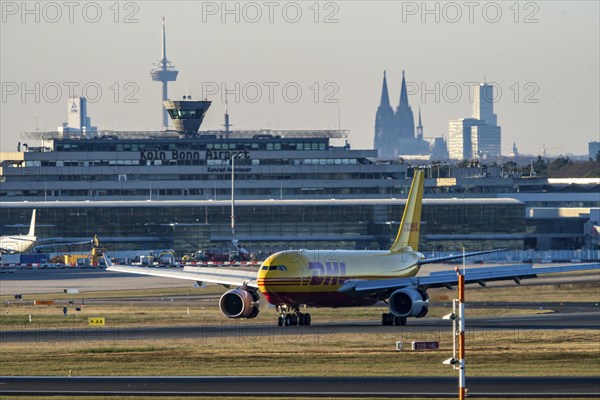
[308,262,347,285]
[402,222,420,232]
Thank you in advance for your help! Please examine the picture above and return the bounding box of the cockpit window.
[261,266,269,270]
[267,265,287,271]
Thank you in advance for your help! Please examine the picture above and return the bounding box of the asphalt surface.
[1,267,599,398]
[2,311,599,343]
[1,265,598,295]
[1,376,598,397]
[0,268,196,295]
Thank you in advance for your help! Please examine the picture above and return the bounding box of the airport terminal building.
[1,100,598,254]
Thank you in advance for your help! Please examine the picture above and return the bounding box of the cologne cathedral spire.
[396,70,415,139]
[374,71,397,158]
[416,107,423,139]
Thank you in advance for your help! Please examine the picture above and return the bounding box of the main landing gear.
[276,304,311,326]
[382,312,407,326]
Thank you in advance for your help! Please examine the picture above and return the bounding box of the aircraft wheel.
[382,313,397,326]
[381,313,391,326]
[394,316,407,326]
[304,313,311,326]
[297,313,304,326]
[278,316,284,327]
[284,314,293,326]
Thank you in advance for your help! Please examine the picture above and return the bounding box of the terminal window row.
[2,172,396,182]
[22,158,360,168]
[54,141,329,152]
[0,187,389,199]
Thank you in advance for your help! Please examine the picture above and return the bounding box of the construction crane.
[539,144,563,157]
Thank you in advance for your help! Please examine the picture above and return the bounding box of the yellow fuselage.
[257,249,420,307]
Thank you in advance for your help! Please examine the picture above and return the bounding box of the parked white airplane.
[0,210,37,253]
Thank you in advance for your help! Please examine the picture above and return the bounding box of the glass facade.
[0,200,526,255]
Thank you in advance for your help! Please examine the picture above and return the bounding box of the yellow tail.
[390,170,424,253]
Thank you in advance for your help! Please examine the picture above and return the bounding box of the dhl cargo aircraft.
[104,171,599,326]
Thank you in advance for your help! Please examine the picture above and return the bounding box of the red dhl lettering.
[308,262,346,285]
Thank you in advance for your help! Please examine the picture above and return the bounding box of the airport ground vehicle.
[186,247,252,263]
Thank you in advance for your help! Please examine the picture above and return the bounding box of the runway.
[1,376,598,397]
[1,266,598,295]
[2,311,599,343]
[0,268,195,295]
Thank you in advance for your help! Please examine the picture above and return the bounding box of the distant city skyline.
[1,1,598,156]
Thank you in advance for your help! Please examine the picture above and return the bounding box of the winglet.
[27,209,36,237]
[390,170,424,253]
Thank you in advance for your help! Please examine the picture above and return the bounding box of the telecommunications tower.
[150,17,179,130]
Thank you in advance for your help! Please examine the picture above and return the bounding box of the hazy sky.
[1,1,598,156]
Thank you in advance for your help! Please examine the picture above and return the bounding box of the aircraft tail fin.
[390,170,424,253]
[27,209,36,237]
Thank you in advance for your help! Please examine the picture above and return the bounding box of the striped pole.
[457,248,466,399]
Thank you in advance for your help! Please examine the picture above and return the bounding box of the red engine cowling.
[219,288,260,319]
[389,288,429,318]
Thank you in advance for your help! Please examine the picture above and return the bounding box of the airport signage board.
[88,317,105,327]
[33,300,54,305]
[411,341,439,350]
[141,149,252,162]
[141,150,204,161]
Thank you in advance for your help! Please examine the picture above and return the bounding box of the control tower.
[164,98,212,135]
[150,17,179,130]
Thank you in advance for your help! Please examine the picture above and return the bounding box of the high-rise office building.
[473,83,498,126]
[589,141,600,160]
[448,82,501,160]
[58,97,97,135]
[471,124,501,159]
[449,118,480,160]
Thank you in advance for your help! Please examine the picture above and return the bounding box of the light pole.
[230,153,243,248]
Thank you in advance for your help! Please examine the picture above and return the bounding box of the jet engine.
[388,288,429,318]
[219,288,260,319]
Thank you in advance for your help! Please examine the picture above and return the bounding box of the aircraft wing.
[33,240,93,249]
[338,263,600,296]
[103,255,259,288]
[417,249,507,266]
